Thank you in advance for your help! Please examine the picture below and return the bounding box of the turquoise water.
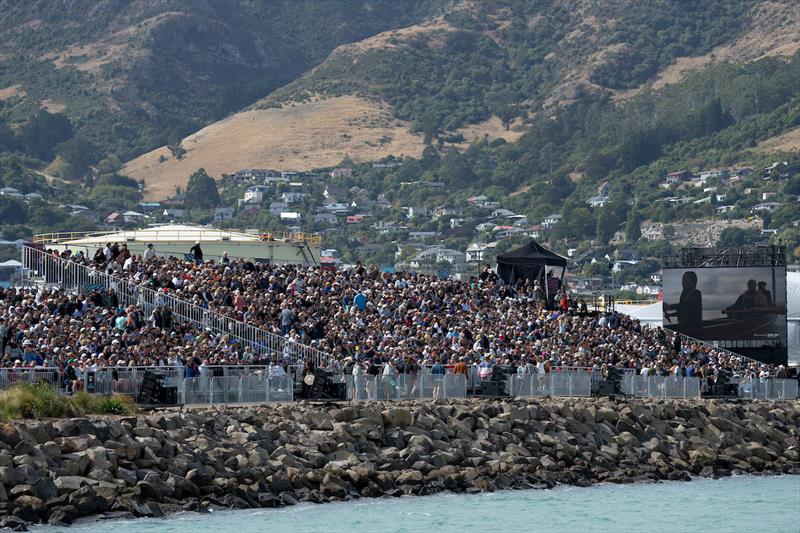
[42,475,800,533]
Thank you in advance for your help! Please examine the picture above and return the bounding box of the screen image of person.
[664,271,702,329]
[724,279,758,315]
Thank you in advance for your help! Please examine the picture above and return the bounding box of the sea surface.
[40,475,800,533]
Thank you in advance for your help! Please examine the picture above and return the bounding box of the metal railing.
[346,373,467,401]
[507,372,592,398]
[20,246,332,367]
[0,368,62,390]
[179,375,293,404]
[621,374,701,399]
[738,379,798,400]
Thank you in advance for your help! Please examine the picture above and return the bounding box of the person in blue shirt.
[354,291,367,311]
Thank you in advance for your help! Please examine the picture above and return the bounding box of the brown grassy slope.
[125,96,524,200]
[755,127,800,154]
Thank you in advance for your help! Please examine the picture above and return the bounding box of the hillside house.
[372,220,399,234]
[571,277,603,291]
[762,192,777,201]
[138,201,161,213]
[162,208,186,219]
[279,212,300,222]
[323,185,345,200]
[243,185,269,204]
[699,168,729,180]
[450,217,465,229]
[489,208,516,219]
[475,222,496,232]
[346,214,366,224]
[0,187,22,198]
[764,161,788,178]
[281,192,306,204]
[587,195,607,207]
[405,206,428,219]
[597,181,612,197]
[436,248,466,265]
[269,201,289,215]
[612,260,639,273]
[213,207,235,221]
[313,213,338,225]
[409,246,443,268]
[495,227,526,239]
[542,213,562,228]
[24,192,44,201]
[325,202,349,214]
[466,195,487,206]
[751,202,781,213]
[527,224,545,239]
[408,231,439,240]
[465,242,497,263]
[716,205,735,213]
[229,169,279,182]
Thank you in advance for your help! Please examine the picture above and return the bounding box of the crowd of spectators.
[2,244,788,396]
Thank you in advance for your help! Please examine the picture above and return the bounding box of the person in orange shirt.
[453,357,468,375]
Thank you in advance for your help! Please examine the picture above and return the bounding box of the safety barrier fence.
[0,368,62,390]
[621,374,701,399]
[179,375,293,405]
[506,372,593,398]
[345,373,467,401]
[2,364,797,404]
[20,246,332,367]
[738,379,798,400]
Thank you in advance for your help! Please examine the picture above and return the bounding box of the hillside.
[124,95,525,199]
[121,0,800,197]
[0,0,445,161]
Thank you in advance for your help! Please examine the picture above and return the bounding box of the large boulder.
[382,409,413,428]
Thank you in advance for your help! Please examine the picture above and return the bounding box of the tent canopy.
[496,240,567,285]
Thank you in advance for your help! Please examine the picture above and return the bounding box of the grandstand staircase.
[20,245,331,367]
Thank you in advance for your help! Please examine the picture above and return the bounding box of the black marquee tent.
[496,240,567,287]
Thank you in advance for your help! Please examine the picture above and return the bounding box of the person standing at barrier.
[431,357,446,398]
[352,359,367,400]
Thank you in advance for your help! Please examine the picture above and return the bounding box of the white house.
[716,205,735,213]
[475,222,496,233]
[281,192,306,204]
[751,202,781,213]
[542,213,562,228]
[587,195,607,208]
[465,242,497,263]
[325,202,349,214]
[279,212,300,222]
[244,185,269,204]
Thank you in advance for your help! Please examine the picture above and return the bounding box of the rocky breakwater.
[0,398,798,530]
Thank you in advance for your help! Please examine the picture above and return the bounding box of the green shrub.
[71,390,96,414]
[0,383,71,419]
[93,395,133,415]
[0,385,134,420]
